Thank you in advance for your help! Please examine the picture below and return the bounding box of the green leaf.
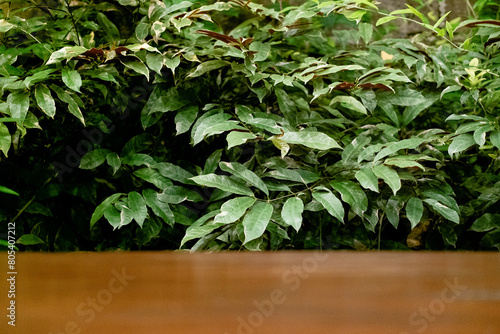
[490,130,500,150]
[281,197,304,232]
[0,185,18,196]
[243,202,273,244]
[275,87,298,126]
[312,188,344,223]
[158,186,203,204]
[90,193,124,228]
[16,234,45,245]
[249,41,271,62]
[342,136,371,163]
[440,85,462,99]
[358,22,373,43]
[469,214,500,232]
[143,189,174,226]
[448,134,476,157]
[134,167,172,189]
[35,84,56,118]
[372,164,401,195]
[128,191,147,227]
[381,89,426,106]
[0,123,11,157]
[423,198,460,224]
[227,131,257,149]
[0,19,15,32]
[79,149,111,169]
[61,68,82,92]
[214,196,256,224]
[280,131,341,150]
[188,60,230,78]
[271,137,290,158]
[204,149,223,175]
[190,174,254,197]
[355,167,379,193]
[376,16,397,26]
[121,60,149,80]
[180,210,223,247]
[50,85,85,125]
[97,12,120,42]
[155,162,194,184]
[386,196,403,229]
[192,112,244,145]
[330,180,368,216]
[7,91,29,123]
[121,153,156,167]
[266,168,320,184]
[374,138,427,162]
[146,52,164,75]
[106,152,121,175]
[175,105,198,135]
[330,95,367,114]
[165,56,181,75]
[220,161,269,196]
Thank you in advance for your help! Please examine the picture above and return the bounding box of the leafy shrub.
[1,0,499,251]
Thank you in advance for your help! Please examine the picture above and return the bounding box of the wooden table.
[2,251,500,334]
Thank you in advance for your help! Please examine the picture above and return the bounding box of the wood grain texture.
[2,251,500,334]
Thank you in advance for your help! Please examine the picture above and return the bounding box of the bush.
[1,0,500,251]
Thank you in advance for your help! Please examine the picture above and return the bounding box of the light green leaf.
[448,134,476,157]
[266,168,320,184]
[61,68,82,92]
[280,131,341,150]
[35,84,56,118]
[406,197,423,229]
[281,197,304,232]
[342,135,371,163]
[440,85,462,99]
[121,60,149,80]
[158,186,203,204]
[384,158,425,171]
[330,180,368,216]
[175,105,198,135]
[121,153,156,167]
[355,167,379,193]
[106,152,121,175]
[7,91,29,122]
[243,202,273,243]
[490,130,500,150]
[0,185,18,196]
[386,197,402,229]
[80,149,111,169]
[90,193,124,228]
[0,19,15,32]
[474,125,493,147]
[271,137,290,158]
[190,174,254,197]
[220,161,269,196]
[146,52,164,75]
[188,60,230,78]
[214,196,256,224]
[165,56,181,75]
[227,131,257,149]
[143,189,174,226]
[374,138,427,162]
[331,95,367,114]
[0,123,11,157]
[128,191,147,227]
[358,22,373,43]
[180,210,223,247]
[249,41,271,62]
[423,198,460,223]
[155,162,194,184]
[16,234,45,245]
[47,46,87,64]
[372,164,401,195]
[376,16,397,26]
[312,189,344,222]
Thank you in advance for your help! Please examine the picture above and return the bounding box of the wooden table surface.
[2,251,500,334]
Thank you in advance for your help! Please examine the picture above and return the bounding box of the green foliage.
[1,0,500,251]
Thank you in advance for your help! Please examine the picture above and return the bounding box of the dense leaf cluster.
[1,0,500,251]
